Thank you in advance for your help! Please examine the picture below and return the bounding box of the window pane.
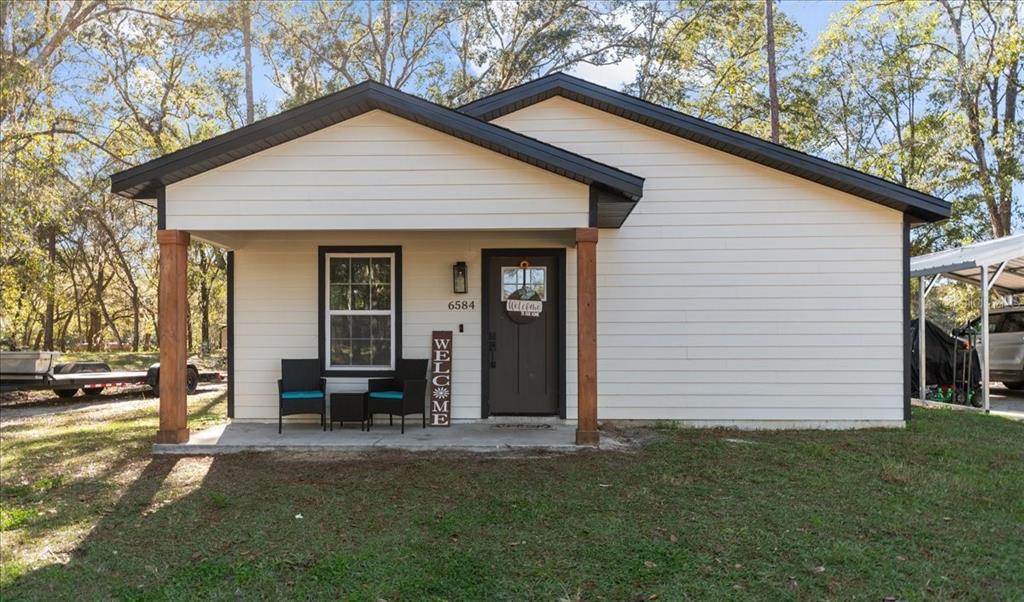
[329,258,349,283]
[330,284,350,310]
[351,285,370,310]
[372,340,390,365]
[371,258,391,283]
[351,339,373,365]
[330,340,351,366]
[351,258,370,283]
[996,313,1024,333]
[351,315,372,339]
[502,267,520,286]
[331,315,352,339]
[371,284,391,310]
[370,315,391,339]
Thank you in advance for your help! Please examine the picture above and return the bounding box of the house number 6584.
[447,300,475,310]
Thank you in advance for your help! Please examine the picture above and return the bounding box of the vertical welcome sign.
[430,330,453,426]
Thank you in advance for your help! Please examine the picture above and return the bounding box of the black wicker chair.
[277,359,326,434]
[366,359,428,434]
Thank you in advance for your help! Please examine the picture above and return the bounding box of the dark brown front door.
[484,251,561,416]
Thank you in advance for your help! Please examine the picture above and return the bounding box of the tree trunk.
[765,0,780,144]
[132,291,141,352]
[88,306,101,351]
[939,0,1009,238]
[58,308,74,352]
[242,2,255,125]
[86,262,124,348]
[198,249,211,352]
[43,226,56,349]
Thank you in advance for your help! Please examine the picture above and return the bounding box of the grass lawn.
[1,397,1022,601]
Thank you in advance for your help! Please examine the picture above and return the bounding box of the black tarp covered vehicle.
[909,319,981,405]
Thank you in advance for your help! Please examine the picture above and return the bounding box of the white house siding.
[496,98,905,426]
[164,110,589,231]
[231,230,578,422]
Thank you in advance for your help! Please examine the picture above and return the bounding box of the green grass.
[2,397,1022,600]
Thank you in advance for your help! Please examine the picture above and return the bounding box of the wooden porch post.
[156,230,190,443]
[575,228,599,446]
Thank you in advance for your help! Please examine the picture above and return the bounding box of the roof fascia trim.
[459,74,950,223]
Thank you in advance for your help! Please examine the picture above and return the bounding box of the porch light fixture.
[453,262,468,294]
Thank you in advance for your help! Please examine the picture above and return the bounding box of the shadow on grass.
[3,450,531,599]
[0,395,226,544]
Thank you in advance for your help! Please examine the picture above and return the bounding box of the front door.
[484,251,561,416]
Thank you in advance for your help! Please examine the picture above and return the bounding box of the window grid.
[325,253,395,370]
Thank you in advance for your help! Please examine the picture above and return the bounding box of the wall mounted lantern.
[453,262,468,294]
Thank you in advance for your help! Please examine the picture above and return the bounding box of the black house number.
[447,300,476,311]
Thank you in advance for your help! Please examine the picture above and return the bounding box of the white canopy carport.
[910,233,1024,411]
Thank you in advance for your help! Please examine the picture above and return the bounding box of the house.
[110,73,950,445]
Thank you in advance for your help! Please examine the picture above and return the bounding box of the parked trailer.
[0,351,221,396]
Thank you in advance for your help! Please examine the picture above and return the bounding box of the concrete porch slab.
[153,421,625,454]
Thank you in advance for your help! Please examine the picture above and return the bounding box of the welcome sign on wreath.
[429,330,452,426]
[502,262,546,324]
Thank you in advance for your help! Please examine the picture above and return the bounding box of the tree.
[1,0,1017,352]
[2,1,235,352]
[435,0,634,106]
[935,0,1021,238]
[764,0,780,143]
[625,0,803,139]
[801,0,1020,248]
[262,0,459,106]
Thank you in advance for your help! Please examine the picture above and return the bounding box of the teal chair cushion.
[368,391,403,400]
[281,390,324,400]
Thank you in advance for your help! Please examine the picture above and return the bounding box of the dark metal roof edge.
[110,80,644,201]
[459,73,951,223]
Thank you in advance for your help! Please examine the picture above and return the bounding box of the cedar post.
[156,230,190,443]
[575,228,599,446]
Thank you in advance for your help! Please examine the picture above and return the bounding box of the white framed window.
[324,252,395,370]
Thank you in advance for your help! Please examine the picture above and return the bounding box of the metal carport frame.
[910,234,1024,411]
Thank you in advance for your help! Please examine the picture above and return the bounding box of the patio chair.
[278,359,326,434]
[366,359,428,434]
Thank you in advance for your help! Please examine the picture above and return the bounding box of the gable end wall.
[496,98,905,424]
[164,110,589,231]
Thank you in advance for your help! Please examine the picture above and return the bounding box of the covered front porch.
[153,227,603,448]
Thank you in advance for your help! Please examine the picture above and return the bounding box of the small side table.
[330,393,367,431]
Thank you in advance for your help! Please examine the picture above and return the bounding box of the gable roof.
[110,80,644,226]
[459,72,950,224]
